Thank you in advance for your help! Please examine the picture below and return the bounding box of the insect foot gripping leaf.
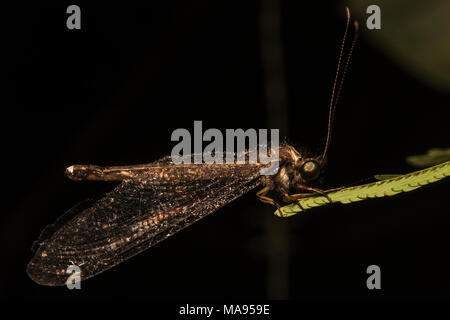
[275,161,450,217]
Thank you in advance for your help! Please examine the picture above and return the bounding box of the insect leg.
[294,184,333,203]
[256,186,276,205]
[281,192,306,212]
[282,192,310,202]
[257,186,284,216]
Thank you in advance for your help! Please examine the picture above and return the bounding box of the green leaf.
[374,174,402,180]
[406,148,450,167]
[275,161,450,217]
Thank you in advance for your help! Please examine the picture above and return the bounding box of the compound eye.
[301,161,320,181]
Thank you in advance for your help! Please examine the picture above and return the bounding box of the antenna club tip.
[66,165,74,174]
[65,165,79,180]
[354,20,359,31]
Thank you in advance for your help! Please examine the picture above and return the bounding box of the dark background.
[2,1,449,300]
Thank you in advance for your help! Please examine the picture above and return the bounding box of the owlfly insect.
[27,8,359,286]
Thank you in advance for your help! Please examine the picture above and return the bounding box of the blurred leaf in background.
[407,148,450,167]
[349,0,450,92]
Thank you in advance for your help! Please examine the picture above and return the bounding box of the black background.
[2,1,449,301]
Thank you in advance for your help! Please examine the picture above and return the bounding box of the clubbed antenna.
[321,7,359,162]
